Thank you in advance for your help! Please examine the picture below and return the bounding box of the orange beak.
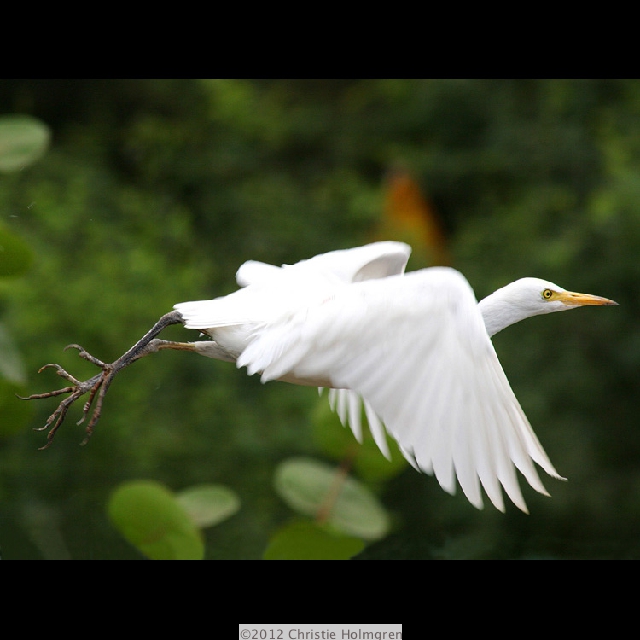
[556,291,618,306]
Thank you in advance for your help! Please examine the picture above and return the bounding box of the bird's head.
[513,277,618,315]
[479,277,617,336]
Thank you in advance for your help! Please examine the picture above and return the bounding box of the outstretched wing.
[237,267,563,512]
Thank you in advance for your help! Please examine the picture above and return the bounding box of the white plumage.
[174,241,616,513]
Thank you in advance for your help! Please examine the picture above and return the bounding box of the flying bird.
[25,242,617,512]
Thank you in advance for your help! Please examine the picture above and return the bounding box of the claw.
[38,364,60,375]
[65,344,107,368]
[35,363,82,385]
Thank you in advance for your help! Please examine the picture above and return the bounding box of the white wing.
[236,241,411,287]
[186,242,411,452]
[237,267,564,513]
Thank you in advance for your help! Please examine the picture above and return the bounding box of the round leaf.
[263,519,365,560]
[0,115,50,172]
[274,458,390,540]
[107,480,204,560]
[175,484,240,528]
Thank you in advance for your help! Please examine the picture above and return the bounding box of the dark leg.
[21,310,184,449]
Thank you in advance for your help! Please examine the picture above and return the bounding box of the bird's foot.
[19,344,119,449]
[19,310,184,449]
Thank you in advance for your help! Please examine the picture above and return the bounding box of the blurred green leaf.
[0,378,33,438]
[0,226,33,277]
[0,322,26,384]
[263,519,365,560]
[107,480,204,560]
[274,457,390,540]
[175,484,240,528]
[0,115,50,172]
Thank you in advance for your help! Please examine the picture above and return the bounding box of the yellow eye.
[542,288,553,300]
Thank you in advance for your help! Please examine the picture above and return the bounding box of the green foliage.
[0,378,32,437]
[0,114,45,442]
[0,322,26,384]
[274,458,389,541]
[106,481,240,559]
[0,225,33,276]
[107,480,205,560]
[0,115,49,172]
[175,484,240,528]
[263,519,365,560]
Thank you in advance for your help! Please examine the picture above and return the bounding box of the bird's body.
[172,242,616,513]
[28,241,616,513]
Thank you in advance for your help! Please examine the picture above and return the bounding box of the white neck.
[478,283,545,337]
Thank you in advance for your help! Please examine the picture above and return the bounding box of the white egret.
[26,241,616,512]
